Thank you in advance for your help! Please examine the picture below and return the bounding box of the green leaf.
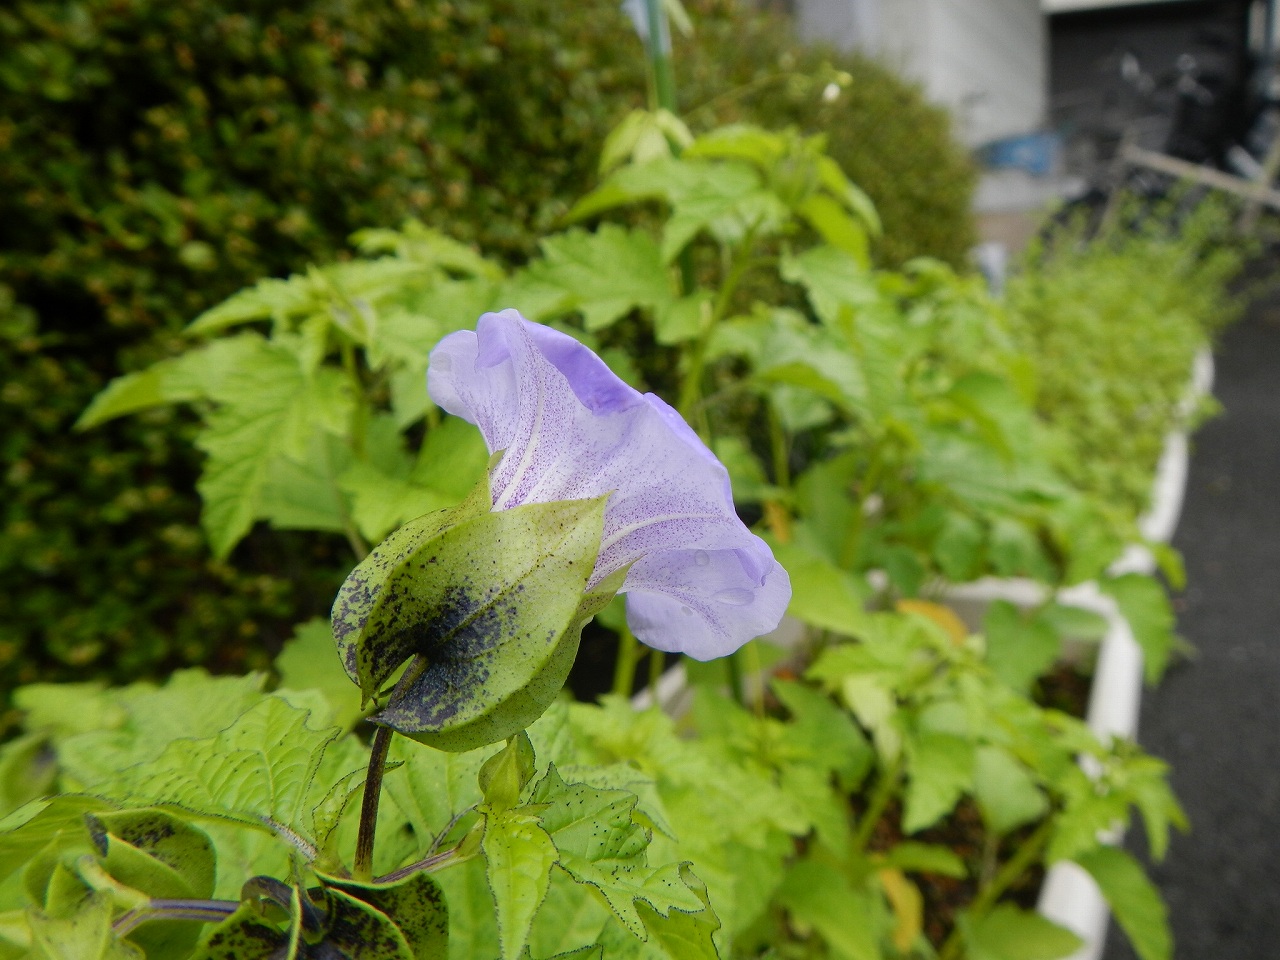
[971,746,1048,836]
[322,872,449,960]
[353,222,503,281]
[256,432,350,535]
[599,110,688,174]
[75,335,265,430]
[27,889,142,960]
[1123,756,1187,862]
[653,291,709,346]
[87,809,215,959]
[875,841,967,878]
[432,857,498,960]
[1101,574,1177,684]
[772,542,867,636]
[548,764,673,842]
[0,735,57,820]
[780,245,878,325]
[528,872,611,958]
[982,601,1063,694]
[411,417,492,501]
[560,860,703,943]
[933,511,985,581]
[381,739,490,860]
[332,493,606,751]
[531,767,645,867]
[796,193,869,266]
[959,904,1084,960]
[771,680,873,791]
[1077,847,1171,960]
[570,157,784,262]
[190,902,293,960]
[194,340,354,557]
[479,734,537,813]
[16,671,273,790]
[710,436,777,506]
[518,227,674,332]
[529,768,701,938]
[99,697,344,838]
[275,619,365,732]
[0,797,117,889]
[91,809,215,899]
[903,733,973,833]
[483,810,558,960]
[635,865,720,960]
[317,884,418,960]
[187,258,423,337]
[777,859,882,960]
[816,156,881,235]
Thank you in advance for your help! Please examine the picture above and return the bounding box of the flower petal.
[427,309,791,659]
[623,543,793,660]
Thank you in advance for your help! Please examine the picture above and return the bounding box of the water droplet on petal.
[714,588,754,606]
[680,605,694,616]
[694,550,710,566]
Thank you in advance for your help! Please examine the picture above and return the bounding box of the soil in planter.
[1034,659,1094,718]
[861,798,1046,951]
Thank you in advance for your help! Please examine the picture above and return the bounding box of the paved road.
[1103,296,1280,959]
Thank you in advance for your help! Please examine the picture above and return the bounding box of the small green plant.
[1005,199,1245,519]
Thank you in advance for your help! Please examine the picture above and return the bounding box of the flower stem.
[375,845,464,884]
[677,236,757,422]
[113,898,239,937]
[851,753,902,855]
[725,650,745,706]
[354,654,430,880]
[611,622,640,697]
[936,817,1055,960]
[767,401,791,492]
[354,724,393,881]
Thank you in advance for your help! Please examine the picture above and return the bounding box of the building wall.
[796,0,1047,145]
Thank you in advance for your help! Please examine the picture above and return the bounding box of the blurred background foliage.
[0,0,977,698]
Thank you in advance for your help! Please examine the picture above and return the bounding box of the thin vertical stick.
[354,724,393,881]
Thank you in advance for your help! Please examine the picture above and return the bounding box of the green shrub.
[0,0,648,697]
[677,0,979,268]
[1004,199,1245,518]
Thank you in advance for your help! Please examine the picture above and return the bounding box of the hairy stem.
[354,655,430,880]
[375,845,464,885]
[113,899,239,937]
[354,725,393,881]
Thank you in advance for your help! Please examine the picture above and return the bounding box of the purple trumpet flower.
[427,309,791,660]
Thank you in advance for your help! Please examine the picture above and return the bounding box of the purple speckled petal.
[427,309,791,658]
[623,544,793,660]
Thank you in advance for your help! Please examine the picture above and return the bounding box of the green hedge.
[0,0,978,697]
[678,0,978,268]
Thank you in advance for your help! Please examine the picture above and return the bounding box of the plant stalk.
[851,754,902,855]
[611,621,640,697]
[113,899,239,937]
[767,401,791,492]
[936,817,1056,960]
[642,0,676,114]
[677,237,757,421]
[354,724,393,881]
[354,654,430,880]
